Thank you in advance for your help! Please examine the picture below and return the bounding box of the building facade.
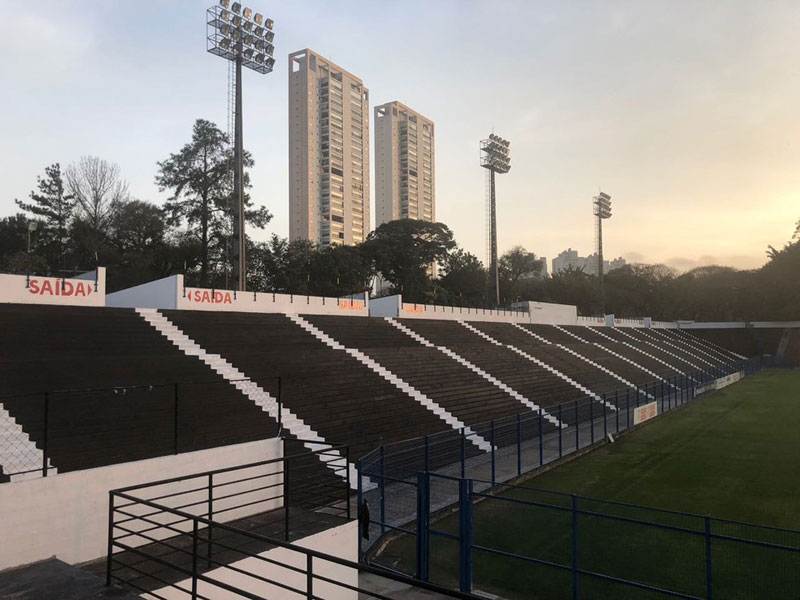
[289,49,370,246]
[374,101,435,226]
[552,248,626,276]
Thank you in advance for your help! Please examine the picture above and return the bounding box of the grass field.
[381,369,800,599]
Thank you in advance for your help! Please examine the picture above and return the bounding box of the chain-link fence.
[0,377,282,482]
[358,357,766,567]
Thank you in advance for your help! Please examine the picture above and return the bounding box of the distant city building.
[374,101,435,226]
[552,248,626,276]
[288,49,370,246]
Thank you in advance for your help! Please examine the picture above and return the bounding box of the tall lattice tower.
[480,134,511,306]
[593,191,612,314]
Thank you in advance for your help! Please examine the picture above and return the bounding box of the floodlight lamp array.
[207,1,275,74]
[480,134,512,174]
[593,192,612,219]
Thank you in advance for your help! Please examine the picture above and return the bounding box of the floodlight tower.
[207,1,275,291]
[480,134,511,306]
[593,191,612,313]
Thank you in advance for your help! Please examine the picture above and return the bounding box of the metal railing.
[0,376,282,481]
[358,357,765,562]
[414,474,800,599]
[107,443,481,600]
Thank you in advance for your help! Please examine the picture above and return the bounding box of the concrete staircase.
[288,315,492,452]
[136,309,360,489]
[387,318,563,428]
[0,404,56,482]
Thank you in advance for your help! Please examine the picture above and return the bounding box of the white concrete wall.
[578,315,606,326]
[523,301,578,325]
[105,274,179,309]
[0,438,281,570]
[155,520,359,599]
[368,294,401,317]
[177,280,368,317]
[400,301,530,323]
[0,268,106,307]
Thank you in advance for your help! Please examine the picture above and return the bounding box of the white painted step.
[388,318,564,428]
[135,309,365,490]
[0,404,56,482]
[287,315,493,452]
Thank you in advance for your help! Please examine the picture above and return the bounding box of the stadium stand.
[583,326,692,376]
[301,315,541,425]
[396,318,586,408]
[0,304,277,474]
[160,310,453,459]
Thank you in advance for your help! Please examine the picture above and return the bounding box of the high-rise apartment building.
[289,49,370,246]
[374,101,435,226]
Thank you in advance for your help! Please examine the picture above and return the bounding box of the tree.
[65,156,129,231]
[0,214,47,275]
[438,248,486,306]
[499,245,544,302]
[15,163,74,273]
[155,119,271,287]
[362,220,455,302]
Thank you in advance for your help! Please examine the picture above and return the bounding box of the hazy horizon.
[1,0,798,274]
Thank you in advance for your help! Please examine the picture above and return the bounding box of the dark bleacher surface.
[0,304,277,473]
[162,311,449,459]
[302,315,529,424]
[397,318,584,406]
[0,302,764,481]
[583,327,695,375]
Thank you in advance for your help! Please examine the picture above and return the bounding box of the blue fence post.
[516,414,522,476]
[461,428,466,479]
[615,390,619,433]
[490,421,496,485]
[558,404,563,458]
[636,385,640,407]
[572,494,579,600]
[459,479,474,593]
[538,411,544,467]
[379,446,386,535]
[603,393,608,439]
[424,435,430,472]
[416,472,430,581]
[705,516,713,600]
[661,379,665,412]
[575,400,580,450]
[590,397,594,444]
[626,388,631,429]
[357,458,363,560]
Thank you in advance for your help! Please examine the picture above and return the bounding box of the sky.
[1,0,799,273]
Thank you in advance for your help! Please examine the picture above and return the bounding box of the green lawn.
[380,370,800,599]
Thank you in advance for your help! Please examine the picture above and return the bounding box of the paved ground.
[0,559,141,599]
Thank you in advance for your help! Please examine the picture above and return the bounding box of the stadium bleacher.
[0,302,770,482]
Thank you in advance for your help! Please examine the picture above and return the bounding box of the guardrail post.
[461,428,466,479]
[191,518,199,600]
[626,388,631,429]
[106,492,114,585]
[490,421,496,485]
[306,554,313,600]
[558,404,563,458]
[277,376,282,431]
[571,494,579,600]
[538,411,543,467]
[285,455,291,541]
[173,383,179,455]
[705,516,713,600]
[574,400,579,450]
[459,478,473,593]
[379,446,386,535]
[416,472,430,581]
[42,392,49,476]
[207,473,214,567]
[357,458,363,560]
[516,414,522,475]
[345,446,351,520]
